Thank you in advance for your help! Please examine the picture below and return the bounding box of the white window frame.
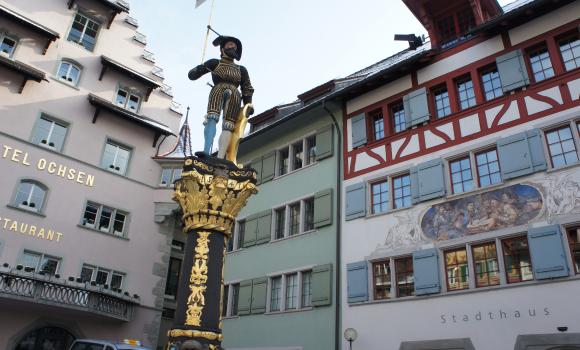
[542,120,580,170]
[33,114,69,151]
[160,167,182,187]
[266,269,313,313]
[101,140,132,175]
[222,281,241,317]
[19,250,61,275]
[115,87,142,113]
[57,60,82,86]
[0,32,18,58]
[228,219,246,252]
[81,201,129,237]
[271,196,315,241]
[67,12,100,52]
[80,263,125,289]
[275,133,318,178]
[444,146,504,197]
[13,180,47,213]
[366,171,411,215]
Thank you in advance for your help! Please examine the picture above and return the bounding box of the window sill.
[270,229,317,243]
[6,204,46,217]
[273,162,318,181]
[445,181,505,201]
[225,247,244,255]
[546,161,579,174]
[222,315,240,320]
[367,205,412,219]
[49,76,80,90]
[77,224,129,240]
[265,307,313,315]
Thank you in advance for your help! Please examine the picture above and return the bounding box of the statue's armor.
[188,57,253,131]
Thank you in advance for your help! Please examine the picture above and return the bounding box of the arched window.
[57,60,82,85]
[13,180,47,213]
[14,326,75,350]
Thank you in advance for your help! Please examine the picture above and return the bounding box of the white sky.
[130,0,514,151]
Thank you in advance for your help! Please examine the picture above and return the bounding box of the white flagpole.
[200,0,217,63]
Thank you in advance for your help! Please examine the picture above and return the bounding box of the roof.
[101,56,161,89]
[0,4,60,39]
[0,55,46,82]
[88,93,174,136]
[95,0,130,12]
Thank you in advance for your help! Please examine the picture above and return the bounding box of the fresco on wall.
[421,184,542,241]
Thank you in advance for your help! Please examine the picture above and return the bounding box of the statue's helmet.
[212,35,243,60]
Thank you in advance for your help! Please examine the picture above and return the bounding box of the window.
[231,283,240,316]
[475,149,501,187]
[31,115,68,151]
[274,208,285,240]
[393,174,411,209]
[450,157,473,194]
[545,126,578,168]
[436,7,475,48]
[528,46,555,82]
[289,203,300,236]
[566,226,580,274]
[371,180,389,214]
[456,77,476,110]
[101,140,131,175]
[373,261,391,300]
[57,61,82,85]
[502,236,533,284]
[395,257,414,297]
[391,102,406,134]
[437,15,456,47]
[278,148,289,176]
[228,220,246,252]
[559,35,580,71]
[0,32,17,57]
[165,257,181,298]
[67,13,100,51]
[82,201,128,237]
[276,136,318,177]
[303,198,314,232]
[19,250,60,275]
[115,88,141,112]
[305,136,316,165]
[444,248,469,291]
[13,180,47,213]
[371,110,385,141]
[472,242,500,287]
[291,141,304,171]
[171,240,185,252]
[80,264,124,288]
[273,197,315,240]
[269,270,312,312]
[480,66,503,101]
[433,85,451,118]
[222,285,229,317]
[160,167,182,187]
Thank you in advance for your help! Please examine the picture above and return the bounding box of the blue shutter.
[404,87,430,128]
[528,225,569,280]
[410,166,420,205]
[413,248,441,295]
[417,159,446,202]
[345,183,366,221]
[351,113,367,148]
[496,49,530,93]
[497,130,546,180]
[261,152,276,183]
[347,261,368,303]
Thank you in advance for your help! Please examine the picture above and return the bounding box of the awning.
[0,4,60,54]
[100,56,161,101]
[0,55,46,93]
[88,93,174,147]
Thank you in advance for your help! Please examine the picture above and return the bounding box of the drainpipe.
[322,99,342,350]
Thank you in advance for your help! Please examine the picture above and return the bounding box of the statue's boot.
[217,130,232,158]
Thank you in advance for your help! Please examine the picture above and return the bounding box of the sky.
[130,0,514,151]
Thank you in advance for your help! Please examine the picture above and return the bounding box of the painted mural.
[421,184,542,241]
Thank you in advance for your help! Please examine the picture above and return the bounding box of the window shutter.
[410,166,420,204]
[350,113,367,148]
[404,87,430,128]
[250,158,263,185]
[416,159,446,202]
[261,152,276,183]
[311,264,332,306]
[497,130,546,180]
[314,189,333,228]
[496,49,530,93]
[255,210,272,245]
[413,248,441,295]
[242,214,258,248]
[250,277,267,314]
[315,125,334,161]
[345,183,366,221]
[526,129,547,172]
[347,261,368,303]
[528,225,569,280]
[237,279,253,316]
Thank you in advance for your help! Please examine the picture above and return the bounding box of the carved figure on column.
[188,35,254,163]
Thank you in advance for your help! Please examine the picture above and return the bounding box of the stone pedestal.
[166,155,257,350]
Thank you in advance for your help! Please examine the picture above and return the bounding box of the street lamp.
[344,328,358,350]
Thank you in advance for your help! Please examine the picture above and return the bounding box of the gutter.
[322,99,342,350]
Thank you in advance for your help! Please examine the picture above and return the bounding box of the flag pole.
[200,0,217,63]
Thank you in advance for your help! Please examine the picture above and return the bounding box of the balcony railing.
[0,270,139,322]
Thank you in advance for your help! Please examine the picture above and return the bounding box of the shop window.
[373,261,391,300]
[67,13,100,51]
[527,45,555,82]
[567,226,580,274]
[433,85,451,118]
[81,201,128,237]
[101,140,132,175]
[475,149,501,187]
[19,250,61,275]
[545,126,578,168]
[391,102,406,134]
[31,114,68,152]
[0,32,17,58]
[395,257,414,297]
[13,180,47,213]
[502,236,533,284]
[392,174,411,209]
[480,66,503,101]
[57,60,82,86]
[370,110,385,141]
[371,180,389,214]
[456,76,476,110]
[444,248,469,291]
[559,35,580,71]
[450,157,473,194]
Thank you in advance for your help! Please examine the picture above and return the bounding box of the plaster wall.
[346,75,413,115]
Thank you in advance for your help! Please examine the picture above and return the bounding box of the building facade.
[340,0,580,349]
[0,0,182,348]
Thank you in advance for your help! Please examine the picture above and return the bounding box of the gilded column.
[167,155,257,350]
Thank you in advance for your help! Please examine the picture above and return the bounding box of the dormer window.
[436,6,476,48]
[115,88,141,112]
[0,33,17,58]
